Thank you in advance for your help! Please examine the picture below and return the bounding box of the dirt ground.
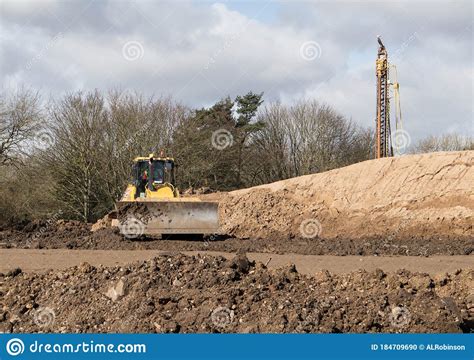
[1,253,473,334]
[1,224,473,256]
[1,249,472,275]
[219,151,474,240]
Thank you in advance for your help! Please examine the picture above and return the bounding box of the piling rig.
[375,36,392,158]
[375,36,407,159]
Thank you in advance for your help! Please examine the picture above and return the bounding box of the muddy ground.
[1,253,473,334]
[2,249,472,275]
[1,219,472,333]
[1,221,473,256]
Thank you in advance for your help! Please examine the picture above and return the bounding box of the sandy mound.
[220,151,474,240]
[1,254,472,333]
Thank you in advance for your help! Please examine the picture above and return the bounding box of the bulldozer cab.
[132,156,177,198]
[133,158,175,186]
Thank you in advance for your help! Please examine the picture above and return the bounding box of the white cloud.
[0,0,472,141]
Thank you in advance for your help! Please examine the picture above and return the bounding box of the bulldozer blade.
[117,200,219,237]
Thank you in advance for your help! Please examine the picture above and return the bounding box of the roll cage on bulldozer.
[131,155,178,199]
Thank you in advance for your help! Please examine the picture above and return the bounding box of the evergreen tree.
[234,91,264,186]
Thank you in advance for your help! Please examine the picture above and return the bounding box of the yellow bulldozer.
[116,154,219,239]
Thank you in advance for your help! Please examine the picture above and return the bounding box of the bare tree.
[0,155,57,224]
[249,100,372,185]
[250,103,291,184]
[413,133,474,153]
[41,91,107,222]
[0,89,42,166]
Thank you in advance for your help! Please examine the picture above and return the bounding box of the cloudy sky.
[1,0,472,141]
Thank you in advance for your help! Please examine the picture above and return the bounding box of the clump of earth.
[1,254,472,333]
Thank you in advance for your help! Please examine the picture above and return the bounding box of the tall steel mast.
[375,36,393,158]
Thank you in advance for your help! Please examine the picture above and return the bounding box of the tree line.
[0,89,472,224]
